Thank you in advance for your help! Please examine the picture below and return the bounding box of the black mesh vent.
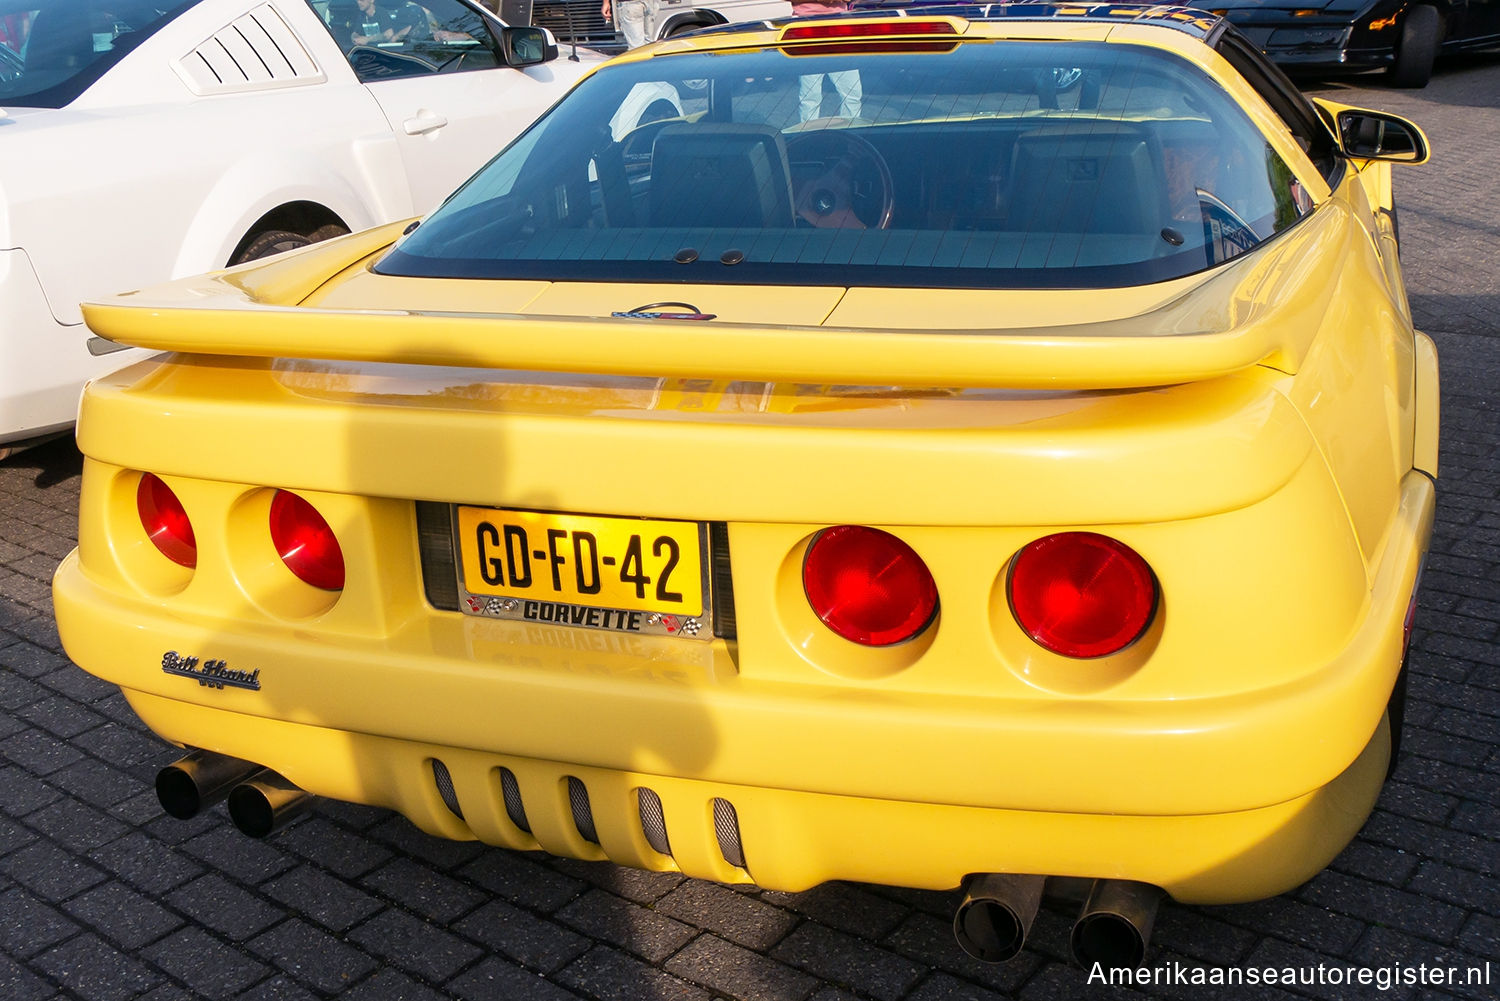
[712,797,745,869]
[637,788,671,857]
[710,522,736,641]
[431,760,464,819]
[499,767,530,833]
[567,776,599,844]
[416,502,460,611]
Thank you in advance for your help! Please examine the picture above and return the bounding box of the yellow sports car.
[54,3,1437,969]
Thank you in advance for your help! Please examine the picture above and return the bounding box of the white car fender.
[172,140,410,277]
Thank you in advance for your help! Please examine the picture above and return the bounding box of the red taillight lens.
[1009,533,1157,658]
[803,526,938,646]
[782,20,956,40]
[137,473,196,568]
[270,491,344,591]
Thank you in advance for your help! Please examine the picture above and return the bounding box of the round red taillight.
[137,473,196,569]
[1008,532,1157,658]
[803,526,938,646]
[270,491,344,591]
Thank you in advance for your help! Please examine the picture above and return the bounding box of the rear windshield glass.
[379,38,1313,289]
[1,0,194,108]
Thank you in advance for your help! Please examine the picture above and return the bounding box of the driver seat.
[649,123,795,230]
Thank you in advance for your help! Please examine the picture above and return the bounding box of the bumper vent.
[431,759,464,819]
[712,797,746,869]
[567,776,599,844]
[498,767,531,833]
[637,788,671,857]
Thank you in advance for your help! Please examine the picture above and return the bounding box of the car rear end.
[54,7,1433,949]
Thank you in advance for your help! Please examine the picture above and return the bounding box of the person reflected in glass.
[793,0,860,121]
[350,0,426,46]
[601,0,654,49]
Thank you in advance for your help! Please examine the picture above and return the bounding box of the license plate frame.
[451,505,715,640]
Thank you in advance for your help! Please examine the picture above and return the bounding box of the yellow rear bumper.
[113,684,1390,904]
[53,469,1430,903]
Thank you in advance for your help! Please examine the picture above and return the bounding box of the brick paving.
[3,58,1499,1001]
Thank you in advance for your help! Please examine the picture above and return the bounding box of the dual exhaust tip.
[953,873,1161,969]
[156,749,310,837]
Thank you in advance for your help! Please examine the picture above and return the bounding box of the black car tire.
[1389,5,1441,89]
[233,223,349,266]
[1386,652,1410,779]
[234,229,313,264]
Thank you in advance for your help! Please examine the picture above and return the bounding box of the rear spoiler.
[82,212,1353,391]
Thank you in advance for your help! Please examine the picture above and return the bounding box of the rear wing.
[82,211,1354,391]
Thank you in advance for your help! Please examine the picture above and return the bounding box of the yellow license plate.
[456,507,704,617]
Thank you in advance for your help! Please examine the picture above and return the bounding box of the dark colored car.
[1183,0,1500,86]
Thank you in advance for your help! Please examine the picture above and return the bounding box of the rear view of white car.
[0,0,600,452]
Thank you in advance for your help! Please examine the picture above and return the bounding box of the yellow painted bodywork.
[54,16,1436,904]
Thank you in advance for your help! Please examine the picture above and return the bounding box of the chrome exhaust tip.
[953,873,1047,963]
[155,749,263,820]
[226,770,311,838]
[1069,879,1161,970]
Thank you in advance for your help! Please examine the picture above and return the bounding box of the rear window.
[0,0,195,108]
[379,38,1313,289]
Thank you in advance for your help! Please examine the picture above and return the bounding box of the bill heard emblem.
[161,651,260,691]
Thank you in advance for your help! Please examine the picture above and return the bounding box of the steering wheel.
[346,44,439,79]
[785,127,894,230]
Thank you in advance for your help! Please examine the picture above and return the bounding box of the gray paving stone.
[0,838,108,901]
[181,828,298,885]
[70,724,176,775]
[657,880,799,951]
[165,872,284,939]
[0,950,68,1001]
[275,816,393,879]
[458,849,586,913]
[764,883,909,942]
[0,887,80,959]
[264,864,384,933]
[347,907,483,982]
[361,856,488,923]
[248,918,380,994]
[906,972,1013,1001]
[340,968,451,1001]
[1,729,85,775]
[369,815,486,870]
[1409,859,1500,915]
[665,935,820,1001]
[87,831,206,896]
[561,945,717,1001]
[18,696,106,740]
[448,956,585,1001]
[772,922,926,1001]
[556,887,699,963]
[550,856,687,905]
[0,642,69,679]
[140,926,272,996]
[454,898,592,974]
[43,758,136,812]
[883,909,1045,995]
[24,797,131,855]
[0,764,64,817]
[35,664,116,704]
[62,882,183,950]
[235,974,324,1001]
[32,932,163,1001]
